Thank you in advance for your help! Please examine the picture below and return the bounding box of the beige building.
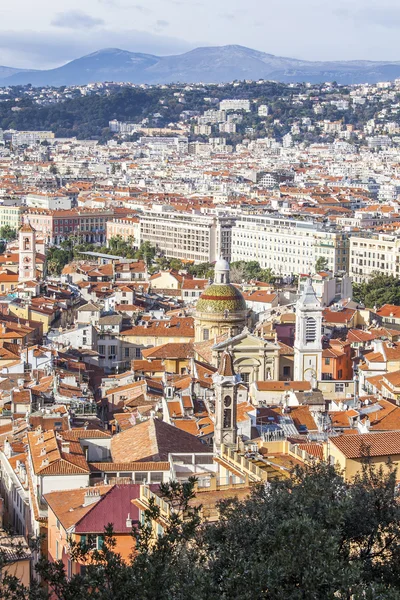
[106,217,140,248]
[350,232,400,283]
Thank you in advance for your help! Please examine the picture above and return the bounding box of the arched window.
[203,329,209,341]
[24,237,30,251]
[305,317,317,342]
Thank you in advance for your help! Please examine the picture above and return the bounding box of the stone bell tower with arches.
[212,350,241,455]
[293,278,323,382]
[18,218,37,282]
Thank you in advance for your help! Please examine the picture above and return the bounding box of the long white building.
[139,206,235,263]
[230,215,349,276]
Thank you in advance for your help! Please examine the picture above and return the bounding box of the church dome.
[196,282,247,315]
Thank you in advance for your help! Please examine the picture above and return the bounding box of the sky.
[2,0,400,69]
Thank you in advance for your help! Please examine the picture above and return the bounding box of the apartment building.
[139,206,234,263]
[0,205,26,231]
[4,130,55,146]
[349,233,400,283]
[231,216,348,276]
[27,208,126,245]
[106,217,140,247]
[219,99,251,112]
[25,194,72,210]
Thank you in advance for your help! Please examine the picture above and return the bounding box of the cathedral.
[194,258,248,343]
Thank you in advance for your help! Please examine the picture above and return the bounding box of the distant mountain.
[3,45,400,86]
[0,65,35,80]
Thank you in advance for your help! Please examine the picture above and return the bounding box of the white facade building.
[219,99,251,112]
[139,207,235,263]
[231,216,348,276]
[25,194,72,210]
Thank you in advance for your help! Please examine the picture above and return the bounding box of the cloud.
[156,20,169,27]
[359,6,400,28]
[219,13,236,21]
[332,3,400,29]
[51,10,105,29]
[131,4,152,14]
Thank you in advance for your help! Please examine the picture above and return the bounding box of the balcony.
[218,444,268,482]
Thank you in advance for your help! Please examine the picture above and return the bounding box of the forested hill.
[0,82,285,140]
[0,80,381,141]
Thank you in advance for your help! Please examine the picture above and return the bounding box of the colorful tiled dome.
[196,283,247,314]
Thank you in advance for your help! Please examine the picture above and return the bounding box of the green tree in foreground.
[4,461,400,599]
[353,272,400,308]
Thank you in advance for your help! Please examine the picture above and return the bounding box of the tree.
[6,461,400,599]
[0,225,17,242]
[49,164,58,175]
[353,273,400,308]
[315,256,329,272]
[134,241,156,267]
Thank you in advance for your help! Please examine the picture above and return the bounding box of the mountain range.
[2,45,400,87]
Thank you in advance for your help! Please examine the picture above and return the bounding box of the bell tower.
[293,278,323,381]
[212,350,241,454]
[19,219,37,282]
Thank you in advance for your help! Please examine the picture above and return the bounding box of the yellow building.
[194,259,248,343]
[0,531,32,589]
[0,205,26,232]
[326,431,400,480]
[8,304,54,334]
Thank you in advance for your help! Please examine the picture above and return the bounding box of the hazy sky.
[2,0,400,68]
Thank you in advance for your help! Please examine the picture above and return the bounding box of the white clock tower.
[18,219,37,282]
[293,278,323,382]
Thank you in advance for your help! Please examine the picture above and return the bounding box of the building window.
[223,408,232,428]
[325,357,331,365]
[56,540,59,560]
[335,383,345,393]
[97,535,104,550]
[203,329,209,341]
[241,373,250,383]
[98,345,105,355]
[135,347,141,358]
[125,348,130,358]
[305,317,317,343]
[322,373,333,380]
[283,366,291,378]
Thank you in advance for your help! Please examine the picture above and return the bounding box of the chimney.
[61,441,70,454]
[83,488,101,507]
